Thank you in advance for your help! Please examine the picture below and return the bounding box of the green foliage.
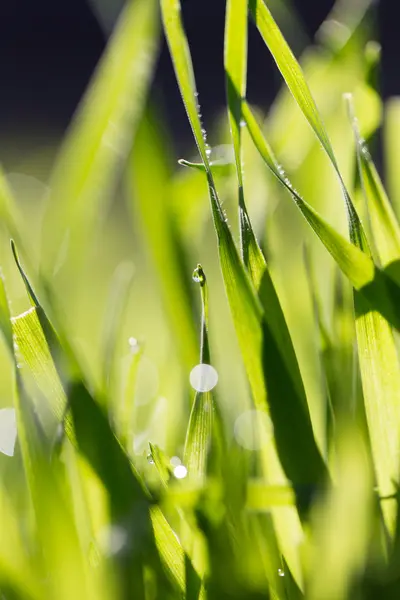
[1,0,400,598]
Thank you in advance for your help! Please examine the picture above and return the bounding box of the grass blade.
[41,0,159,274]
[184,265,213,482]
[347,95,400,267]
[243,101,400,330]
[249,0,367,249]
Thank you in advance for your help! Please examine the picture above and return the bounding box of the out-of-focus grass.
[1,0,400,598]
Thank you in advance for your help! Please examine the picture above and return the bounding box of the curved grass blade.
[184,265,213,482]
[249,0,368,250]
[347,95,400,268]
[224,0,258,267]
[243,101,400,331]
[41,0,159,274]
[161,0,327,494]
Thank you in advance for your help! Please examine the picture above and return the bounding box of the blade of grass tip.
[224,0,255,265]
[242,101,400,332]
[184,265,214,483]
[249,0,368,250]
[41,0,159,275]
[347,94,400,269]
[10,241,72,437]
[101,261,134,396]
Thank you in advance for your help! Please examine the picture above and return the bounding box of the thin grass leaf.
[41,0,159,274]
[224,0,259,267]
[184,265,213,482]
[243,101,400,330]
[347,95,400,268]
[249,0,368,250]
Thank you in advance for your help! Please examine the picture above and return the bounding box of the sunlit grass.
[0,0,400,598]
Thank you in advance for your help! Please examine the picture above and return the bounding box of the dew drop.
[278,568,285,577]
[147,453,154,465]
[205,145,212,158]
[192,264,205,285]
[190,364,218,393]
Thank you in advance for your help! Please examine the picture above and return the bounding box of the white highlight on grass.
[173,465,188,479]
[0,408,17,457]
[234,410,273,451]
[278,568,285,577]
[189,364,218,393]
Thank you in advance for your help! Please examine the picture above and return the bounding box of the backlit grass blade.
[224,0,259,267]
[184,265,213,482]
[249,0,367,249]
[128,114,198,371]
[243,101,400,331]
[41,0,159,274]
[161,0,327,492]
[347,95,400,267]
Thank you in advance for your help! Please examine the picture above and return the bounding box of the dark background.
[0,0,396,159]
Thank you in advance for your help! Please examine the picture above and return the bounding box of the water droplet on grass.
[190,364,218,392]
[147,453,154,465]
[278,568,285,577]
[192,264,205,284]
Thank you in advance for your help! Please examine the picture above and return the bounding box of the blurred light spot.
[234,410,273,451]
[190,364,218,392]
[0,408,17,457]
[98,525,128,556]
[128,337,140,354]
[174,465,188,479]
[278,568,285,577]
[170,456,182,467]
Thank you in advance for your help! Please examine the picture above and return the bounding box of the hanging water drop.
[192,264,205,285]
[147,453,154,465]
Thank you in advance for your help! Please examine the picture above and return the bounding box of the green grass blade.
[347,95,400,267]
[249,0,368,249]
[184,265,213,482]
[243,101,400,330]
[41,0,159,273]
[224,0,258,267]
